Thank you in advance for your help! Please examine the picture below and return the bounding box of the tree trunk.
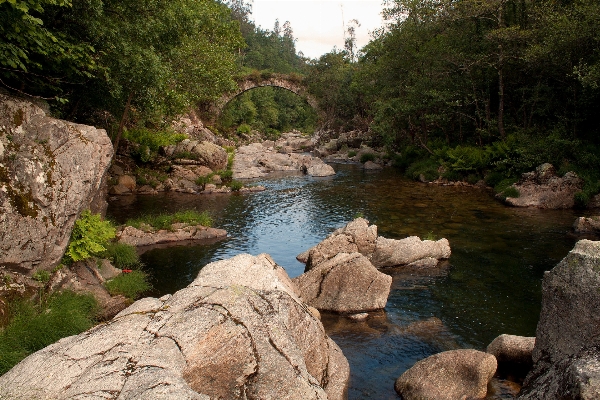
[497,1,506,140]
[113,91,134,157]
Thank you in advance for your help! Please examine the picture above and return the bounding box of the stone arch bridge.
[213,73,321,117]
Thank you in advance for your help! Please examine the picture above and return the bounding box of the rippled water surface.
[107,164,594,399]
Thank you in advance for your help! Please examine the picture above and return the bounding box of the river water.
[107,163,595,399]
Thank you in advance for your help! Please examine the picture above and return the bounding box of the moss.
[1,167,39,218]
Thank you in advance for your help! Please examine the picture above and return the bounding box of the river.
[107,163,595,399]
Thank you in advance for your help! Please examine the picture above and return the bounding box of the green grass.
[348,150,357,158]
[0,291,98,375]
[104,271,151,300]
[423,231,438,241]
[502,187,520,198]
[126,210,212,231]
[102,243,140,269]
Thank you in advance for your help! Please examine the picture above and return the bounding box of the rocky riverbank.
[0,254,350,399]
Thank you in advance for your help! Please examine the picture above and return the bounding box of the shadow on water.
[107,163,593,399]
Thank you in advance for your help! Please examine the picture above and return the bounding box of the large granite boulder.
[304,217,377,270]
[519,240,600,399]
[394,349,497,400]
[504,163,583,209]
[0,94,113,272]
[293,252,392,313]
[0,253,350,400]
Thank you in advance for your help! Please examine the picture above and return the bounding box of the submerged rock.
[394,349,497,400]
[0,253,350,400]
[0,94,113,272]
[519,240,600,399]
[371,236,452,268]
[293,252,392,313]
[504,163,583,209]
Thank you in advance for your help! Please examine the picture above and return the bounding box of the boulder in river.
[0,94,113,272]
[394,349,497,400]
[486,334,535,377]
[503,163,583,209]
[300,218,451,270]
[519,240,600,399]
[292,252,392,313]
[0,253,350,400]
[162,139,227,171]
[573,216,600,234]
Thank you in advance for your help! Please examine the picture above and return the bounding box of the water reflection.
[107,163,593,399]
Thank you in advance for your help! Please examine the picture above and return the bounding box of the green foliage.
[237,124,251,134]
[124,128,186,163]
[32,270,50,283]
[126,210,212,231]
[405,158,440,182]
[348,150,357,158]
[502,187,521,199]
[217,169,234,183]
[423,231,437,241]
[102,243,140,270]
[65,211,116,263]
[574,191,590,209]
[104,270,151,300]
[195,174,213,187]
[360,153,376,163]
[230,180,244,191]
[0,291,98,375]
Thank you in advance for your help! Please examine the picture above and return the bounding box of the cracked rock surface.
[0,94,113,271]
[0,253,350,400]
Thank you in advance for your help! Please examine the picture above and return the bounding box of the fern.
[65,210,116,262]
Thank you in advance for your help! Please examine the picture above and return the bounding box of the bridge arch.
[214,74,320,117]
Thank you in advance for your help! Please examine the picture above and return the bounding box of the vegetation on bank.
[0,291,98,375]
[125,210,213,231]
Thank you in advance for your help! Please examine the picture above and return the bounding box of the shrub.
[574,191,590,209]
[406,158,439,182]
[32,270,50,283]
[104,270,151,300]
[360,153,376,163]
[502,187,520,198]
[230,180,244,191]
[0,291,98,374]
[102,243,140,270]
[237,124,251,135]
[195,174,213,187]
[124,128,186,163]
[217,169,233,183]
[348,150,357,158]
[65,211,116,263]
[441,169,462,182]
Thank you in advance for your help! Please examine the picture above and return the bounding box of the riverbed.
[107,163,594,399]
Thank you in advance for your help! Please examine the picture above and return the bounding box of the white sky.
[251,0,386,59]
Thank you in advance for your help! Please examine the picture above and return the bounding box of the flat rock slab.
[117,225,227,247]
[0,253,349,400]
[395,349,497,400]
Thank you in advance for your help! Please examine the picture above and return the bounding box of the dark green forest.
[2,0,600,203]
